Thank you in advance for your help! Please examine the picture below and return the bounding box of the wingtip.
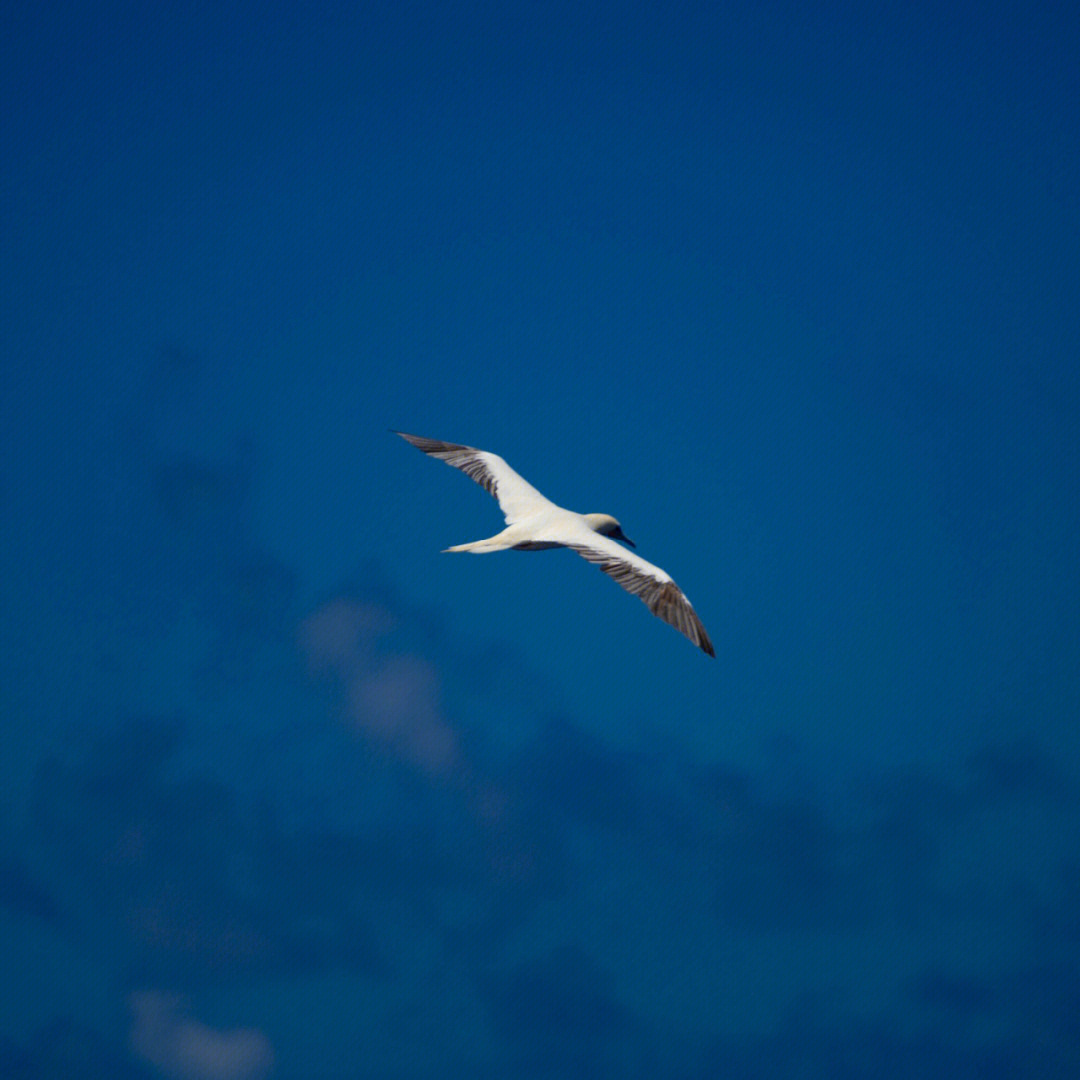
[692,614,716,657]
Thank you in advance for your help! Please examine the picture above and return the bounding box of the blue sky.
[2,1,1079,1075]
[5,0,1077,773]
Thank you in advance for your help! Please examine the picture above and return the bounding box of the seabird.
[395,431,714,656]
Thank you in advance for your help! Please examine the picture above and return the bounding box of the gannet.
[395,431,714,656]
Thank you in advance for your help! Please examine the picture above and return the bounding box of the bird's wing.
[394,431,556,524]
[561,529,715,656]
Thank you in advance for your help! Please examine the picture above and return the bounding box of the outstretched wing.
[563,530,715,656]
[394,432,555,524]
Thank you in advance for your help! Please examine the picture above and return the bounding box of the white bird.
[395,431,714,656]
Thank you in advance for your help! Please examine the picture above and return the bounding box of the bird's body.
[395,431,714,656]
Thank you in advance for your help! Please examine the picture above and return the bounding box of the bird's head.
[583,513,635,547]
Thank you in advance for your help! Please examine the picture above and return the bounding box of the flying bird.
[395,431,714,656]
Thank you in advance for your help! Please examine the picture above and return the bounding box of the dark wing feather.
[394,431,554,523]
[393,432,499,498]
[567,544,715,657]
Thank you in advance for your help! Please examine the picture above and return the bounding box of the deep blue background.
[3,2,1078,1076]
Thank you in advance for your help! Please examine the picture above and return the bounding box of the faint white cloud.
[129,992,275,1080]
[297,597,394,679]
[298,597,460,775]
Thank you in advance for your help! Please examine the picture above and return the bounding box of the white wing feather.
[394,432,554,523]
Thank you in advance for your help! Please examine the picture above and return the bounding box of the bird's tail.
[442,529,516,553]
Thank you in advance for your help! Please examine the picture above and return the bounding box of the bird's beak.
[614,527,635,548]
